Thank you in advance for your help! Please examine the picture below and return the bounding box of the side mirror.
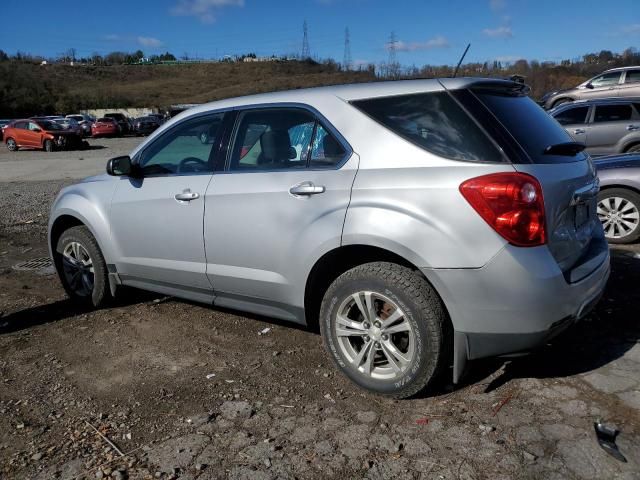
[106,155,133,176]
[586,82,594,89]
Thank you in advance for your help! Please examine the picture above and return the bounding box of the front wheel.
[598,188,640,244]
[54,226,110,307]
[320,262,450,398]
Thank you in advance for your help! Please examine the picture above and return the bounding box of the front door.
[109,112,226,302]
[579,71,622,101]
[203,107,358,321]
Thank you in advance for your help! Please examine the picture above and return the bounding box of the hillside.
[0,61,375,117]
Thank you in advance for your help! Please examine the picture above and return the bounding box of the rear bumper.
[423,236,610,381]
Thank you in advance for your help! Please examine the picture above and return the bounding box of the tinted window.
[624,70,640,84]
[229,109,316,171]
[594,104,632,123]
[553,106,589,125]
[352,92,504,162]
[476,90,586,164]
[14,122,28,130]
[310,124,346,167]
[139,113,224,175]
[590,72,621,87]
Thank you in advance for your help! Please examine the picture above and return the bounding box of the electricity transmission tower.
[343,27,352,70]
[301,20,310,59]
[386,31,400,78]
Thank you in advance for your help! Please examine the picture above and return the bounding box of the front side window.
[352,91,504,163]
[229,108,345,171]
[553,106,589,126]
[590,72,621,88]
[139,113,224,175]
[624,70,640,84]
[594,104,633,123]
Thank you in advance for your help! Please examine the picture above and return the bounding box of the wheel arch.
[599,183,640,196]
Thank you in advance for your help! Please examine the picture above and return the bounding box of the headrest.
[259,130,292,164]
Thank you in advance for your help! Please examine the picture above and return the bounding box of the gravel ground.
[0,177,639,480]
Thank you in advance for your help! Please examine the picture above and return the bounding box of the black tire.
[320,262,450,399]
[626,144,640,153]
[44,139,54,152]
[597,188,640,244]
[6,138,17,151]
[54,226,110,307]
[552,98,572,109]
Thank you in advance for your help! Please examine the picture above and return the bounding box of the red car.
[91,118,119,138]
[3,119,83,152]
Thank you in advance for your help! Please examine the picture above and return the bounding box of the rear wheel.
[6,138,17,151]
[320,262,450,398]
[54,226,110,307]
[44,139,54,152]
[597,188,640,244]
[626,143,640,153]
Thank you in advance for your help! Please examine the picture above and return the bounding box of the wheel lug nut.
[363,322,370,329]
[374,321,381,328]
[374,342,380,348]
[364,336,370,342]
[382,334,388,341]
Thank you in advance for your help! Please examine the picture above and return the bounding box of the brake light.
[459,172,546,247]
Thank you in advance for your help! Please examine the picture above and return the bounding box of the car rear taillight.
[459,172,546,247]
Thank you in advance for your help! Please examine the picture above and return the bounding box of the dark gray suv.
[540,66,640,110]
[550,98,640,156]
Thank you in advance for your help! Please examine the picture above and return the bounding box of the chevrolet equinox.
[49,78,610,398]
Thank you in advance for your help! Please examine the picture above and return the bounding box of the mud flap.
[453,330,469,384]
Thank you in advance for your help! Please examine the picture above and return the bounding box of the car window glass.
[353,91,505,163]
[590,72,621,87]
[140,113,223,175]
[594,104,633,123]
[553,106,589,126]
[28,122,40,131]
[310,124,346,167]
[624,70,640,84]
[14,122,27,130]
[229,109,316,171]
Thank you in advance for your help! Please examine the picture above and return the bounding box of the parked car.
[91,118,119,138]
[104,113,131,135]
[52,117,84,137]
[594,153,640,244]
[66,114,95,137]
[4,119,83,151]
[549,98,640,156]
[146,113,166,125]
[540,66,640,110]
[0,119,11,141]
[48,79,610,398]
[133,116,161,136]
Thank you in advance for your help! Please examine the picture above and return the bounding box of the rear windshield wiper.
[543,142,586,156]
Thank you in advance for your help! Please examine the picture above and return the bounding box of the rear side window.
[593,104,633,123]
[624,70,640,84]
[352,92,505,163]
[553,106,589,125]
[475,91,586,164]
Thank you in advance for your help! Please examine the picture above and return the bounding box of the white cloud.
[389,35,450,52]
[137,36,164,48]
[489,0,506,10]
[482,26,513,38]
[171,0,244,23]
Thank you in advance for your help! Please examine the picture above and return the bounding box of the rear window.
[474,90,587,164]
[351,92,505,163]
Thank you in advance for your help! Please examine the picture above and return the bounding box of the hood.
[78,173,113,184]
[44,128,79,136]
[594,154,640,171]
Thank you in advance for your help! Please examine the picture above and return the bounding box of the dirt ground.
[1,173,639,479]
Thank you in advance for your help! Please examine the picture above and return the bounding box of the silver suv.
[550,98,640,155]
[49,79,610,398]
[540,66,640,110]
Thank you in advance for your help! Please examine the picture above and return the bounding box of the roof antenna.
[452,43,471,78]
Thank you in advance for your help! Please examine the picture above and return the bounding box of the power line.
[387,31,398,67]
[301,20,310,59]
[343,27,352,70]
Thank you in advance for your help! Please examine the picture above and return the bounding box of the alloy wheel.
[598,196,640,240]
[61,241,95,297]
[334,291,415,380]
[7,139,17,151]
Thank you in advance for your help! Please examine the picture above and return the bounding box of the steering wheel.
[178,157,208,173]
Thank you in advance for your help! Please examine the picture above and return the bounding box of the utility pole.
[301,20,310,59]
[386,31,399,78]
[343,27,352,71]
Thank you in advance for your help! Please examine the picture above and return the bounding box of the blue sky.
[1,0,639,66]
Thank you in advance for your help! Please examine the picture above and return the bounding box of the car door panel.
[589,104,636,155]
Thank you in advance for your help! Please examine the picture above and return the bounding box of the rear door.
[203,106,357,320]
[617,69,640,97]
[588,103,636,155]
[466,87,601,273]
